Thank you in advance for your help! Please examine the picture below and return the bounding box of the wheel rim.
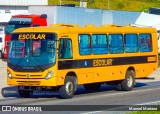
[65,81,74,95]
[127,75,133,87]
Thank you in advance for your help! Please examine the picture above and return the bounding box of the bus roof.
[12,14,43,18]
[12,25,157,35]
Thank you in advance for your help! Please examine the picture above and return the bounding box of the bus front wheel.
[59,76,76,99]
[118,70,135,91]
[83,83,101,91]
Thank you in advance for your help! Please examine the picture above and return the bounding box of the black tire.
[106,82,115,85]
[106,81,121,85]
[121,70,135,91]
[18,90,33,98]
[83,83,101,91]
[116,81,123,91]
[59,76,76,99]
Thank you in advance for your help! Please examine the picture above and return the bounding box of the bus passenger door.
[57,38,73,85]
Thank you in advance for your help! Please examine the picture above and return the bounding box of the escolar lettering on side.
[18,34,46,40]
[93,59,112,67]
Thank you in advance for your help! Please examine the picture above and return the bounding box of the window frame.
[59,38,73,59]
[92,34,108,55]
[78,34,92,55]
[139,33,152,53]
[108,34,124,54]
[124,33,139,53]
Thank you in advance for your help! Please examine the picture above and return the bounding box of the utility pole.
[108,0,110,10]
[80,0,83,7]
[60,0,62,6]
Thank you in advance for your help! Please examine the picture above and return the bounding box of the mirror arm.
[56,40,60,50]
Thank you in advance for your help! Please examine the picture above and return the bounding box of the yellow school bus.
[7,24,158,98]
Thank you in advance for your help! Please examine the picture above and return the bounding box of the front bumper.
[7,67,58,87]
[7,77,58,87]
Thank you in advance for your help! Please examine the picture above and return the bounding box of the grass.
[48,0,160,12]
[127,111,160,114]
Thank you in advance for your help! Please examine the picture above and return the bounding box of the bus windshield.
[5,18,32,34]
[8,33,56,69]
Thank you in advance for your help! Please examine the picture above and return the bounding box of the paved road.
[0,81,160,105]
[0,81,160,114]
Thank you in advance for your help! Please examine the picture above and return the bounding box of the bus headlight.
[45,70,54,80]
[7,70,12,79]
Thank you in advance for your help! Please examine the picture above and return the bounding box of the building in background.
[149,7,160,15]
[102,10,141,26]
[0,0,48,15]
[29,6,141,26]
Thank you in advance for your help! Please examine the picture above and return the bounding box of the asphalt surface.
[0,81,160,105]
[0,81,160,114]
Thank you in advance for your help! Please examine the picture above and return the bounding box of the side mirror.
[40,14,47,18]
[56,40,60,50]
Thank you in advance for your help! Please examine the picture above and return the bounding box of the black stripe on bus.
[58,55,157,70]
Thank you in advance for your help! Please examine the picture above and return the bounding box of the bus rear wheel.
[117,70,135,91]
[83,83,101,91]
[59,76,76,99]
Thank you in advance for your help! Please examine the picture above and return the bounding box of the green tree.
[116,1,125,9]
[140,4,149,12]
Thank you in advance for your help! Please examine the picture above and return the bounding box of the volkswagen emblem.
[26,74,30,78]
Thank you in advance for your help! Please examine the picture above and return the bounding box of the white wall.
[0,0,48,6]
[0,14,11,22]
[0,6,28,15]
[29,6,56,26]
[0,6,28,22]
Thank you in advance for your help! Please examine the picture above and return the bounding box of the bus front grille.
[15,74,43,79]
[17,81,40,85]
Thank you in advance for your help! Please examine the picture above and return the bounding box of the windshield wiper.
[12,57,42,71]
[30,57,43,71]
[13,58,23,69]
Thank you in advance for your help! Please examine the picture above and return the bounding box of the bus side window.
[92,34,108,54]
[78,34,92,55]
[124,34,138,53]
[139,34,152,52]
[109,34,124,54]
[59,38,73,59]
